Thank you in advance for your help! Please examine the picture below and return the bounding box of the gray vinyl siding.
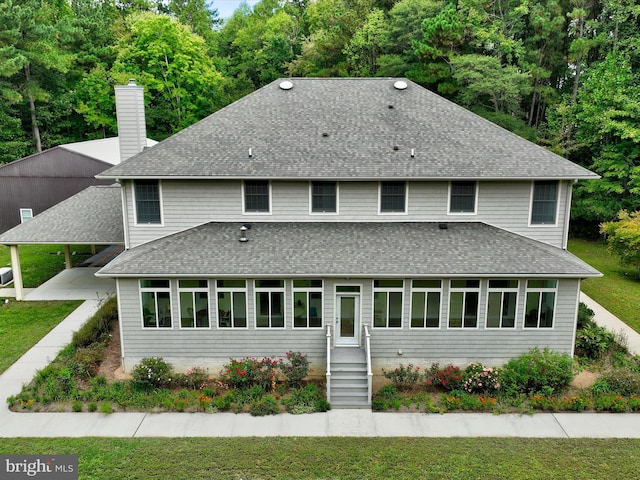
[117,277,580,374]
[125,180,569,248]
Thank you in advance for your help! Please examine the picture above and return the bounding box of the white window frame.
[19,208,33,223]
[216,280,248,329]
[178,279,210,329]
[524,279,557,329]
[372,279,404,328]
[309,181,339,215]
[133,179,164,226]
[410,279,442,329]
[448,279,480,329]
[242,180,272,214]
[448,181,478,215]
[292,279,323,328]
[529,180,559,226]
[139,279,172,329]
[378,181,408,215]
[485,279,519,329]
[254,279,286,328]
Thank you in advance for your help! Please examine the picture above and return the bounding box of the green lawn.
[0,300,82,374]
[1,437,639,479]
[568,238,640,332]
[0,244,94,288]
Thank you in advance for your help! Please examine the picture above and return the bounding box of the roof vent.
[393,80,408,90]
[439,223,448,230]
[322,132,329,137]
[279,80,293,90]
[239,224,251,242]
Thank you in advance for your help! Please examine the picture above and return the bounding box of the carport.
[0,185,125,300]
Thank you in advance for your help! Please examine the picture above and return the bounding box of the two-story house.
[95,78,599,407]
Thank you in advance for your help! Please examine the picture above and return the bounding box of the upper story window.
[379,181,407,213]
[134,180,162,224]
[244,180,270,213]
[449,181,476,214]
[373,279,403,328]
[311,181,337,213]
[448,279,480,328]
[19,208,33,224]
[140,279,172,328]
[178,279,209,328]
[531,181,558,225]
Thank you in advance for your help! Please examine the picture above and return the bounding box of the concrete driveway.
[0,267,115,301]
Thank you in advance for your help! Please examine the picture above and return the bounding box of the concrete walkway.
[2,277,640,437]
[581,292,640,355]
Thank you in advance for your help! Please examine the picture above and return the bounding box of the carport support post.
[9,245,24,301]
[63,244,72,269]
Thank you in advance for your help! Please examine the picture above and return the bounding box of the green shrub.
[500,348,574,395]
[575,322,616,360]
[99,402,113,414]
[68,345,104,379]
[131,357,175,389]
[71,296,117,348]
[598,368,640,396]
[382,364,421,391]
[279,351,310,388]
[175,367,210,389]
[87,402,97,412]
[593,394,628,412]
[577,302,594,329]
[283,384,324,414]
[71,401,83,412]
[249,394,280,416]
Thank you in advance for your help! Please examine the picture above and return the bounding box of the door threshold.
[335,345,360,348]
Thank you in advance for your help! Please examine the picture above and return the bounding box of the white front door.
[336,293,360,346]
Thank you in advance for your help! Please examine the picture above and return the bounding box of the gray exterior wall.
[123,179,570,249]
[0,149,113,233]
[116,277,581,374]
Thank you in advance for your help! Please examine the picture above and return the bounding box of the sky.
[214,0,261,19]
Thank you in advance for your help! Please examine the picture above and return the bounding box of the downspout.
[562,180,574,250]
[9,245,24,301]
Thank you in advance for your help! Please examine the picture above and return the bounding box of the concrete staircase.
[329,347,370,409]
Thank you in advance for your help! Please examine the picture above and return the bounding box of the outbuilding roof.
[96,221,600,278]
[0,185,124,245]
[99,78,597,181]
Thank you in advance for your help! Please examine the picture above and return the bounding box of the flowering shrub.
[131,357,174,389]
[196,393,213,411]
[221,357,278,390]
[462,363,501,394]
[529,394,559,411]
[279,351,310,388]
[177,367,210,389]
[440,395,463,410]
[558,395,591,411]
[594,394,628,412]
[425,363,463,391]
[383,364,421,391]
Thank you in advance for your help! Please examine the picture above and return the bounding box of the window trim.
[242,180,272,214]
[378,181,408,215]
[19,208,33,224]
[309,181,339,215]
[254,279,286,328]
[372,279,404,329]
[292,280,324,329]
[524,279,557,329]
[216,280,248,329]
[485,279,519,329]
[409,280,442,329]
[529,180,559,226]
[178,279,210,329]
[133,179,164,226]
[139,279,172,329]
[448,181,478,215]
[447,279,480,329]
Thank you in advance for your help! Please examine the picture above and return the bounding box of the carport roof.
[0,185,124,245]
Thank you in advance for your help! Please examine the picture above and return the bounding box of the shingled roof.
[0,185,124,245]
[98,78,597,181]
[96,222,599,278]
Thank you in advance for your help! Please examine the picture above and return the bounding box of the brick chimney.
[115,79,147,163]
